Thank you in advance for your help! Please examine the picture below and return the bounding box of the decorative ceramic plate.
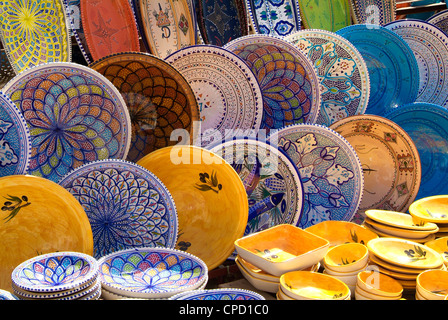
[0,0,71,74]
[384,19,448,107]
[409,195,448,224]
[286,29,370,127]
[165,45,263,148]
[350,0,396,25]
[58,159,178,259]
[427,9,448,35]
[330,114,421,222]
[3,62,132,183]
[169,288,265,300]
[245,0,301,36]
[336,24,419,116]
[0,289,18,300]
[80,0,140,62]
[365,209,438,231]
[98,247,208,299]
[137,145,249,270]
[0,92,31,177]
[364,217,438,240]
[363,222,436,244]
[0,46,15,88]
[89,52,200,163]
[268,124,364,229]
[0,175,93,292]
[224,34,321,130]
[384,102,448,200]
[298,0,351,32]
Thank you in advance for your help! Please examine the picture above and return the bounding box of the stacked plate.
[11,252,100,300]
[409,195,448,238]
[355,270,403,300]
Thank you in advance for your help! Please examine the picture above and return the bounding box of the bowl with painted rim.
[323,242,369,273]
[168,288,265,300]
[416,269,448,300]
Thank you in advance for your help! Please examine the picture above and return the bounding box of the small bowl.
[323,262,368,276]
[236,258,279,293]
[425,236,448,266]
[323,269,358,287]
[168,289,266,300]
[280,271,350,300]
[416,269,448,300]
[357,270,403,298]
[234,224,330,277]
[354,285,401,300]
[323,243,369,273]
[235,256,279,282]
[409,195,448,224]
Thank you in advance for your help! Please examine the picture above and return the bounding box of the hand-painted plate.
[427,9,448,35]
[0,175,93,292]
[137,145,249,270]
[330,114,421,223]
[245,0,301,36]
[286,29,370,127]
[169,288,265,300]
[0,92,31,177]
[58,159,178,259]
[337,24,419,116]
[2,62,132,183]
[298,0,351,32]
[80,0,140,62]
[89,52,200,163]
[384,19,448,107]
[0,0,71,74]
[350,0,396,25]
[268,123,364,229]
[385,102,448,200]
[224,34,321,131]
[165,45,263,148]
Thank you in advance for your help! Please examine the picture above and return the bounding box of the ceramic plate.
[58,159,178,259]
[364,217,438,240]
[0,46,15,88]
[224,34,321,131]
[365,209,438,231]
[336,24,419,116]
[245,0,301,36]
[0,92,31,177]
[298,0,351,32]
[268,124,363,228]
[0,289,18,300]
[0,0,71,74]
[165,45,263,148]
[89,52,200,163]
[385,19,448,107]
[98,247,208,299]
[427,9,448,35]
[384,102,448,200]
[409,195,448,224]
[80,0,140,62]
[169,288,265,300]
[330,114,421,222]
[350,0,396,25]
[137,145,248,270]
[286,29,370,127]
[363,222,436,244]
[3,62,132,183]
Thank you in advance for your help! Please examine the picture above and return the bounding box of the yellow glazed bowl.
[357,270,403,297]
[365,209,438,231]
[409,195,448,224]
[280,271,350,300]
[323,243,369,273]
[355,285,401,300]
[425,236,448,266]
[416,269,448,300]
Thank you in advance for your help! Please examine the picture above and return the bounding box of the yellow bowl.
[362,222,436,243]
[364,217,438,239]
[280,271,350,300]
[409,195,448,224]
[137,145,248,270]
[416,269,448,300]
[425,236,448,266]
[235,256,279,282]
[277,286,295,300]
[354,285,401,300]
[365,209,438,231]
[236,258,280,293]
[357,270,403,297]
[323,243,369,273]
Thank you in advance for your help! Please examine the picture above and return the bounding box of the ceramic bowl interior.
[323,243,369,272]
[357,270,403,297]
[425,236,448,265]
[417,269,448,300]
[409,195,448,223]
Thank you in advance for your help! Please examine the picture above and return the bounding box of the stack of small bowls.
[416,269,448,300]
[355,270,403,300]
[11,251,100,300]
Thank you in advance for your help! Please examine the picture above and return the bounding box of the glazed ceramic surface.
[323,243,369,273]
[98,247,208,299]
[0,289,18,300]
[58,159,178,259]
[224,34,321,131]
[385,19,448,107]
[385,103,448,200]
[330,114,421,222]
[364,217,438,239]
[286,29,370,127]
[417,269,448,299]
[357,270,403,297]
[89,52,200,163]
[425,236,448,265]
[365,209,438,231]
[336,25,419,116]
[269,124,363,228]
[0,43,16,88]
[0,0,71,74]
[165,45,263,148]
[350,0,396,25]
[298,0,351,32]
[3,62,132,183]
[409,195,448,224]
[427,9,448,35]
[137,146,248,270]
[170,288,265,300]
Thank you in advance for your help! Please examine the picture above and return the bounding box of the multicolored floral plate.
[298,0,351,32]
[169,288,265,300]
[350,0,396,25]
[3,62,132,183]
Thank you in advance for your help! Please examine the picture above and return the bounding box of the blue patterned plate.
[427,9,448,35]
[268,123,364,229]
[385,102,448,201]
[58,159,178,259]
[169,288,266,300]
[336,24,419,116]
[0,289,18,300]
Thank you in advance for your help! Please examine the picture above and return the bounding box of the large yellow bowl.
[0,175,93,292]
[425,236,448,266]
[416,269,448,300]
[137,145,248,270]
[409,195,448,224]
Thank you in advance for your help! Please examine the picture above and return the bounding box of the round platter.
[268,123,364,229]
[223,34,321,130]
[2,62,132,183]
[89,52,200,163]
[336,24,419,116]
[137,145,249,270]
[65,0,93,64]
[0,175,93,292]
[0,0,71,74]
[427,9,448,35]
[384,19,448,107]
[385,102,448,200]
[286,29,370,126]
[0,91,31,177]
[169,288,265,300]
[165,45,263,148]
[58,159,178,259]
[330,114,421,222]
[350,0,396,25]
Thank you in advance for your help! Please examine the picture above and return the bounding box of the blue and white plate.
[58,159,178,259]
[169,288,265,300]
[427,9,448,35]
[0,289,18,300]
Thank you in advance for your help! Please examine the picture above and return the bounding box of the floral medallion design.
[58,159,178,259]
